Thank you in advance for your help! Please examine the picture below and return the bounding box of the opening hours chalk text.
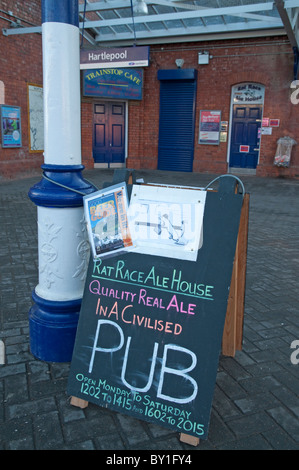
[75,374,205,437]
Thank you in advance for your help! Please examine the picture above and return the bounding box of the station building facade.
[0,2,298,179]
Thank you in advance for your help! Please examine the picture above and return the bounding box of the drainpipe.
[28,0,96,362]
[294,46,299,81]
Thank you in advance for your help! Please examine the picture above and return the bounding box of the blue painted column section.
[41,0,79,26]
[28,0,96,362]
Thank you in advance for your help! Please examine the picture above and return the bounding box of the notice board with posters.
[0,105,22,148]
[67,182,243,441]
[199,110,221,145]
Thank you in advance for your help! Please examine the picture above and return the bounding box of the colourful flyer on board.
[84,183,133,259]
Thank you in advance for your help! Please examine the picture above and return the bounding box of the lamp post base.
[29,291,81,362]
[28,165,97,363]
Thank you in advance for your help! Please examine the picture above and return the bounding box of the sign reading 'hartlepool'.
[80,46,149,69]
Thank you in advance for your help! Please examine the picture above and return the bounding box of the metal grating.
[2,1,299,50]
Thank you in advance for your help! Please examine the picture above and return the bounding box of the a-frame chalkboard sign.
[67,175,246,443]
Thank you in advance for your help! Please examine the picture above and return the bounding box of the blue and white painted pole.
[28,0,96,362]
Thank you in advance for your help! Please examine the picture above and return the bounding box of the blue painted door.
[229,104,262,169]
[93,102,125,165]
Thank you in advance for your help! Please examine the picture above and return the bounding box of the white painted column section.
[42,21,81,166]
[0,340,5,365]
[36,206,90,302]
[28,0,96,362]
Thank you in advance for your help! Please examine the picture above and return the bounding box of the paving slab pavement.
[0,168,298,451]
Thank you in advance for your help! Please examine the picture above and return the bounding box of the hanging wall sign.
[199,110,221,145]
[0,105,22,148]
[80,46,149,69]
[67,185,243,441]
[83,68,143,100]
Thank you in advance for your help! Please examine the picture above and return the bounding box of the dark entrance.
[229,104,262,169]
[93,102,125,166]
[157,69,197,172]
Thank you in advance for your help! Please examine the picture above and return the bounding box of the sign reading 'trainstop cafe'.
[83,68,144,101]
[80,46,150,69]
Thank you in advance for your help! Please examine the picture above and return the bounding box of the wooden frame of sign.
[68,178,249,447]
[222,192,249,357]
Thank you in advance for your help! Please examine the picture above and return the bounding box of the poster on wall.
[269,119,280,127]
[27,84,44,152]
[0,105,22,148]
[199,110,221,145]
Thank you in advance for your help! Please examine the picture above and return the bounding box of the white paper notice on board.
[128,185,206,261]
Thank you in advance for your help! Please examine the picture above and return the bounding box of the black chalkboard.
[67,190,243,440]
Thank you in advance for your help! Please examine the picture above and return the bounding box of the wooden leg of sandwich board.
[222,241,238,357]
[179,433,200,446]
[70,396,89,409]
[222,194,249,357]
[235,193,249,351]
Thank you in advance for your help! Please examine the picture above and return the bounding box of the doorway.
[229,104,262,169]
[93,101,125,166]
[228,83,265,170]
[157,69,197,172]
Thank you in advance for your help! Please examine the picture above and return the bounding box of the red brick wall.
[0,1,43,179]
[125,37,299,178]
[1,3,298,180]
[81,99,94,169]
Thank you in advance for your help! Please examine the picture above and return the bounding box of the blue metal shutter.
[158,69,197,172]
